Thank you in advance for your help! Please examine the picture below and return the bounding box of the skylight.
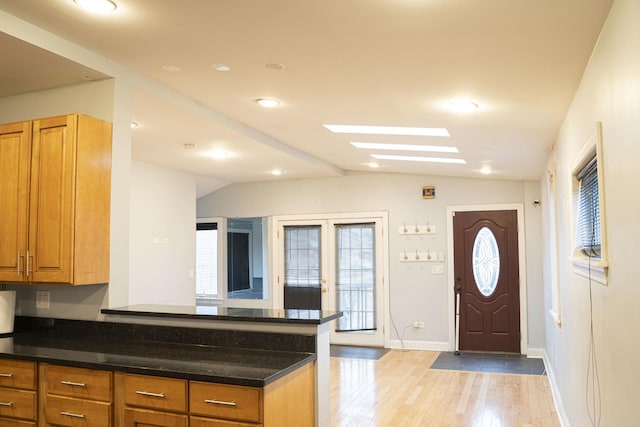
[371,154,466,164]
[324,124,450,137]
[351,142,458,153]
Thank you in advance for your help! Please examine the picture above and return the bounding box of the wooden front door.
[453,210,520,353]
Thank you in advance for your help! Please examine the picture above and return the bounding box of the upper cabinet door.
[0,121,31,282]
[0,113,112,285]
[28,115,77,284]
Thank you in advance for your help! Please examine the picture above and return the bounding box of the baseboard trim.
[387,339,450,351]
[543,350,570,427]
[527,347,544,358]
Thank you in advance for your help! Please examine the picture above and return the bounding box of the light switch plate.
[431,265,444,274]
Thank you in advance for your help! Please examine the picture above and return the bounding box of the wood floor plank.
[330,350,560,427]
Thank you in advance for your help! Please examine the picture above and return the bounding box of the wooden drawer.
[191,415,262,427]
[0,360,36,390]
[46,364,113,401]
[190,382,261,423]
[123,374,187,413]
[0,416,35,427]
[125,407,188,427]
[44,394,111,427]
[0,387,36,420]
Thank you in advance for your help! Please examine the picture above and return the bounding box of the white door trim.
[446,204,528,355]
[271,212,389,348]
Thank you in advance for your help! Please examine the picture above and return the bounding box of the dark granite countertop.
[0,319,316,387]
[102,304,342,325]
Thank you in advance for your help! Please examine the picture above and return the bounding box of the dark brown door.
[453,210,520,353]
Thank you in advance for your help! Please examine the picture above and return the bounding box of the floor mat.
[430,351,546,375]
[330,345,390,360]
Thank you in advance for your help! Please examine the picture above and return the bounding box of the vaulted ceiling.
[0,0,613,195]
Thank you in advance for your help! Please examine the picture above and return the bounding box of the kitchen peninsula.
[0,306,341,427]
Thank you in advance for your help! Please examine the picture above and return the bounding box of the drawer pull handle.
[0,373,13,378]
[61,380,86,387]
[204,399,237,407]
[135,390,166,398]
[60,411,85,419]
[0,401,13,407]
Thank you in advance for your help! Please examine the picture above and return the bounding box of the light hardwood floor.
[330,349,560,427]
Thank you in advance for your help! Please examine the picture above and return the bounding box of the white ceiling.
[0,0,613,196]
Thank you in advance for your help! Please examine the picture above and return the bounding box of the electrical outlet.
[36,291,50,309]
[412,321,425,328]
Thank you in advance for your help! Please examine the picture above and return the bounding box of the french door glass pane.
[284,226,321,287]
[336,223,376,332]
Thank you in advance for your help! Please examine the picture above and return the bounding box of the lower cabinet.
[115,362,314,427]
[0,359,37,427]
[39,364,113,427]
[0,359,313,427]
[124,407,188,427]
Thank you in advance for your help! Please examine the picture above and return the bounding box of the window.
[196,221,219,300]
[335,223,376,332]
[571,122,607,284]
[575,158,601,257]
[284,226,321,288]
[472,227,500,297]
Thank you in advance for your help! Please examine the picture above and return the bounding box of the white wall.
[197,172,544,351]
[542,1,640,425]
[129,161,196,305]
[0,80,119,319]
[0,80,199,318]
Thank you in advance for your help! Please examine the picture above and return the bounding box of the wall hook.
[426,222,432,233]
[414,222,419,233]
[403,250,408,260]
[415,250,420,260]
[403,223,408,233]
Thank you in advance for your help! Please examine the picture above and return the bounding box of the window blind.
[576,157,601,257]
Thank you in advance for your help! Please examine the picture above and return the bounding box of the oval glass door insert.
[472,226,500,296]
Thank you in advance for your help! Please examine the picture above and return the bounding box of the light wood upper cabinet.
[0,113,112,285]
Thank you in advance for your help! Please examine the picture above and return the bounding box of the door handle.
[26,251,33,278]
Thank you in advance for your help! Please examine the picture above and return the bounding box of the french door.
[275,214,387,347]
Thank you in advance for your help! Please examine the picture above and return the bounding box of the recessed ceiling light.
[271,169,284,176]
[351,142,458,153]
[324,124,449,137]
[73,0,117,13]
[208,150,229,159]
[256,98,280,108]
[212,64,230,72]
[368,162,381,169]
[480,165,493,174]
[448,100,479,113]
[264,62,286,70]
[371,154,466,164]
[130,121,139,129]
[161,65,182,72]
